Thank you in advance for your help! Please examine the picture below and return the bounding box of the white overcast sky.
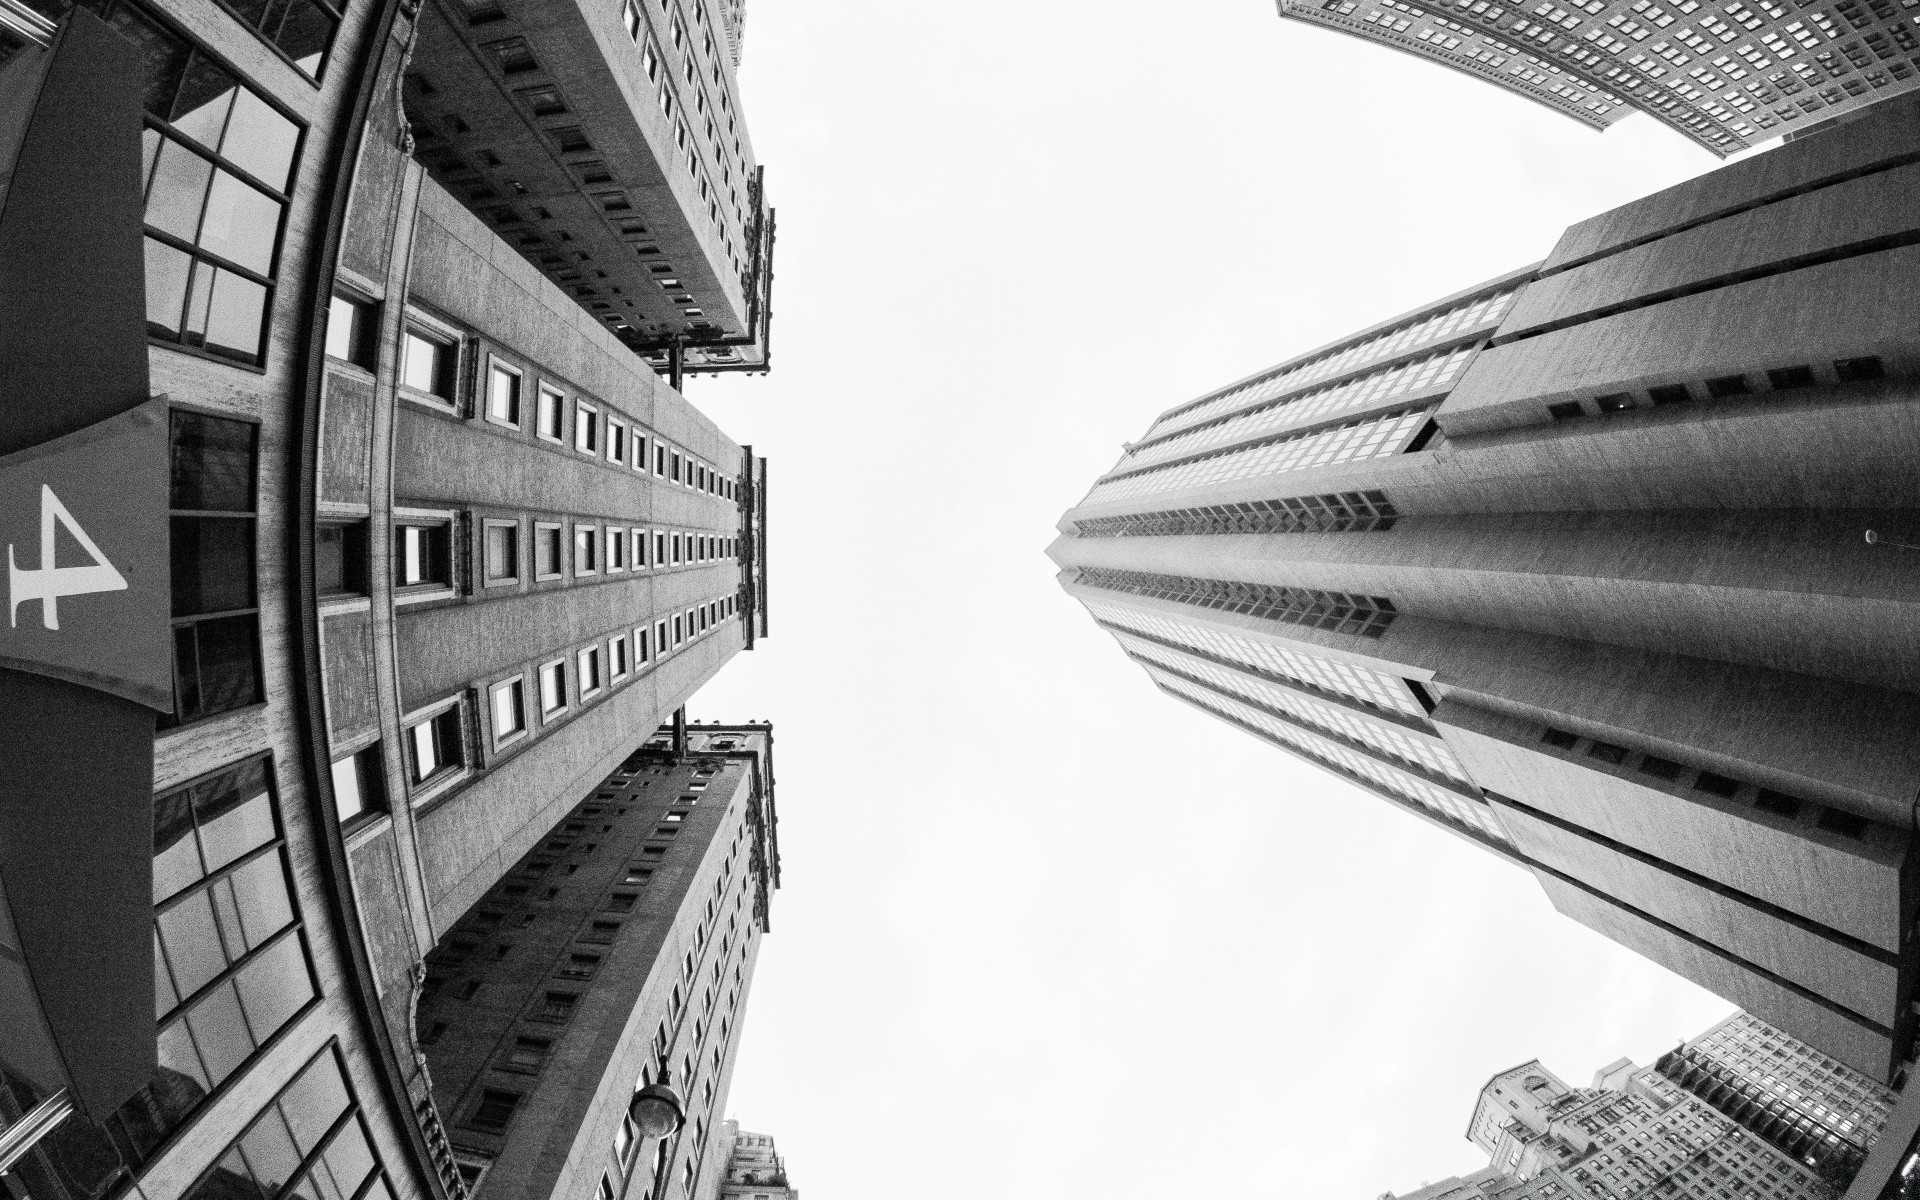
[687,2,1756,1195]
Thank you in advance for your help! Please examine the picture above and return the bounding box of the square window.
[409,704,465,784]
[487,361,522,426]
[1594,392,1636,413]
[469,1089,522,1132]
[1693,770,1741,797]
[1586,740,1628,765]
[484,521,519,585]
[402,328,455,399]
[326,293,376,369]
[1834,356,1884,382]
[316,521,369,596]
[574,525,599,575]
[1638,754,1684,781]
[1767,364,1816,390]
[578,646,603,696]
[1647,383,1693,405]
[534,523,564,579]
[1540,728,1579,750]
[575,403,600,453]
[506,1036,551,1069]
[537,387,566,441]
[1705,374,1751,397]
[491,678,526,742]
[559,953,600,979]
[539,660,568,715]
[1547,400,1585,421]
[331,744,386,824]
[396,522,452,588]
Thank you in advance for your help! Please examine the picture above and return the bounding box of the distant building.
[1274,0,1920,156]
[698,1121,798,1200]
[1050,93,1920,1085]
[1655,1013,1897,1182]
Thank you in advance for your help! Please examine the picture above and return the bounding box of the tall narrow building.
[1050,93,1920,1085]
[1275,0,1920,155]
[0,0,777,1198]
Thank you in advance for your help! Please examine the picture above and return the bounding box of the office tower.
[416,724,778,1200]
[0,0,774,1198]
[1382,1059,1833,1199]
[1050,93,1920,1086]
[1274,0,1920,155]
[694,1122,797,1200]
[1654,1013,1896,1181]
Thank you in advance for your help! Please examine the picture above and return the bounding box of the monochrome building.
[697,1122,796,1200]
[1380,1058,1834,1200]
[0,0,775,1198]
[1275,0,1920,155]
[1655,1013,1897,1181]
[1050,93,1920,1085]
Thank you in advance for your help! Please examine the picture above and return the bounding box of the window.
[636,626,652,664]
[484,520,520,585]
[582,921,621,943]
[168,1047,389,1200]
[534,522,564,579]
[575,402,599,453]
[671,450,683,482]
[632,433,648,471]
[655,619,669,655]
[579,645,603,697]
[491,677,526,743]
[559,953,600,979]
[325,293,376,368]
[315,520,368,596]
[574,524,599,575]
[539,659,568,715]
[408,703,465,784]
[401,328,455,399]
[607,526,627,571]
[168,411,263,727]
[395,521,452,588]
[487,360,522,426]
[486,36,538,73]
[131,757,320,1163]
[654,442,669,476]
[516,84,567,115]
[505,1037,551,1070]
[611,634,630,679]
[331,744,385,824]
[633,529,649,568]
[671,533,682,565]
[608,418,627,464]
[655,530,668,566]
[469,1089,523,1131]
[136,25,303,368]
[538,386,566,441]
[673,614,684,645]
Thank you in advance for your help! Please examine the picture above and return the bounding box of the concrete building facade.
[0,1,776,1199]
[697,1122,795,1200]
[1050,93,1920,1086]
[1275,0,1920,155]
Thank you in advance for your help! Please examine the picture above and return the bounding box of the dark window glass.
[396,523,452,587]
[170,412,256,510]
[487,37,537,73]
[1817,807,1868,838]
[171,516,255,616]
[167,411,262,713]
[469,1091,521,1132]
[484,523,518,582]
[409,705,465,784]
[316,522,368,595]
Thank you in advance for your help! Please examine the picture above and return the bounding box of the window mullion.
[157,918,304,1026]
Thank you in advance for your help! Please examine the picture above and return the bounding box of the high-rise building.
[416,723,778,1200]
[1050,92,1920,1085]
[0,0,776,1197]
[1382,1058,1834,1199]
[1654,1013,1897,1181]
[696,1122,797,1200]
[1274,0,1920,156]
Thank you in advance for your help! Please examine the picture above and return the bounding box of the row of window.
[329,295,741,502]
[1072,489,1399,539]
[405,589,744,795]
[1075,567,1400,641]
[1542,355,1887,424]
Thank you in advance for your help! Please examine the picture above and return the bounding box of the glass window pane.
[145,137,213,242]
[410,721,437,779]
[184,980,255,1085]
[233,934,312,1049]
[170,411,257,511]
[277,1055,350,1155]
[220,88,300,191]
[154,787,203,901]
[197,171,281,275]
[145,236,194,339]
[402,333,442,393]
[316,1119,376,1200]
[169,53,239,147]
[227,852,295,949]
[158,888,231,998]
[201,268,268,365]
[170,515,256,617]
[271,0,336,78]
[325,294,358,361]
[330,756,365,822]
[237,1108,302,1196]
[142,127,163,192]
[156,1016,212,1092]
[155,929,181,1018]
[183,258,215,346]
[196,791,274,873]
[186,1149,271,1200]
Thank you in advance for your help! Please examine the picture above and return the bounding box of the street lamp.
[1865,530,1920,551]
[628,1068,685,1139]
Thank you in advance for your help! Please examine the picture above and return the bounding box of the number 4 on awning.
[8,484,130,630]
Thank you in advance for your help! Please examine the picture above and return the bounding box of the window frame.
[533,521,565,581]
[166,408,266,729]
[574,523,600,576]
[485,355,523,428]
[482,518,521,588]
[538,657,569,719]
[393,509,457,601]
[607,417,627,465]
[324,290,378,370]
[610,633,630,680]
[633,528,649,569]
[635,625,652,665]
[606,524,627,573]
[537,384,567,443]
[578,645,603,698]
[330,743,386,827]
[490,674,528,747]
[405,695,469,792]
[398,316,460,408]
[574,400,600,455]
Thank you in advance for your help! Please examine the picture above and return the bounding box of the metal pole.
[0,1090,74,1176]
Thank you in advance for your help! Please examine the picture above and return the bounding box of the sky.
[686,2,1755,1195]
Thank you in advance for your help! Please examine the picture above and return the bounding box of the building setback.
[1049,92,1920,1085]
[1274,0,1920,155]
[696,1122,797,1200]
[0,0,776,1199]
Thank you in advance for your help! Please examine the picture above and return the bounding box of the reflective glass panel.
[145,137,212,241]
[278,1054,351,1153]
[158,888,229,999]
[202,268,268,364]
[169,53,238,146]
[145,236,193,338]
[237,1108,302,1195]
[233,933,313,1040]
[219,88,299,191]
[185,980,256,1083]
[196,790,273,872]
[229,852,296,947]
[197,171,280,275]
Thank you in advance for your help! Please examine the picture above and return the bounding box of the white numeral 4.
[8,484,129,630]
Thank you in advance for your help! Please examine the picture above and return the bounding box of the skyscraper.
[0,0,777,1196]
[1654,1013,1897,1181]
[1274,0,1920,155]
[695,1122,797,1200]
[1050,92,1920,1085]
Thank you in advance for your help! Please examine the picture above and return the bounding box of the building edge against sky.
[1051,92,1920,1092]
[1273,0,1920,156]
[0,0,779,1199]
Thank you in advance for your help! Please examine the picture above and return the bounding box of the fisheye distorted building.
[1050,93,1920,1087]
[0,0,777,1197]
[1275,0,1920,155]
